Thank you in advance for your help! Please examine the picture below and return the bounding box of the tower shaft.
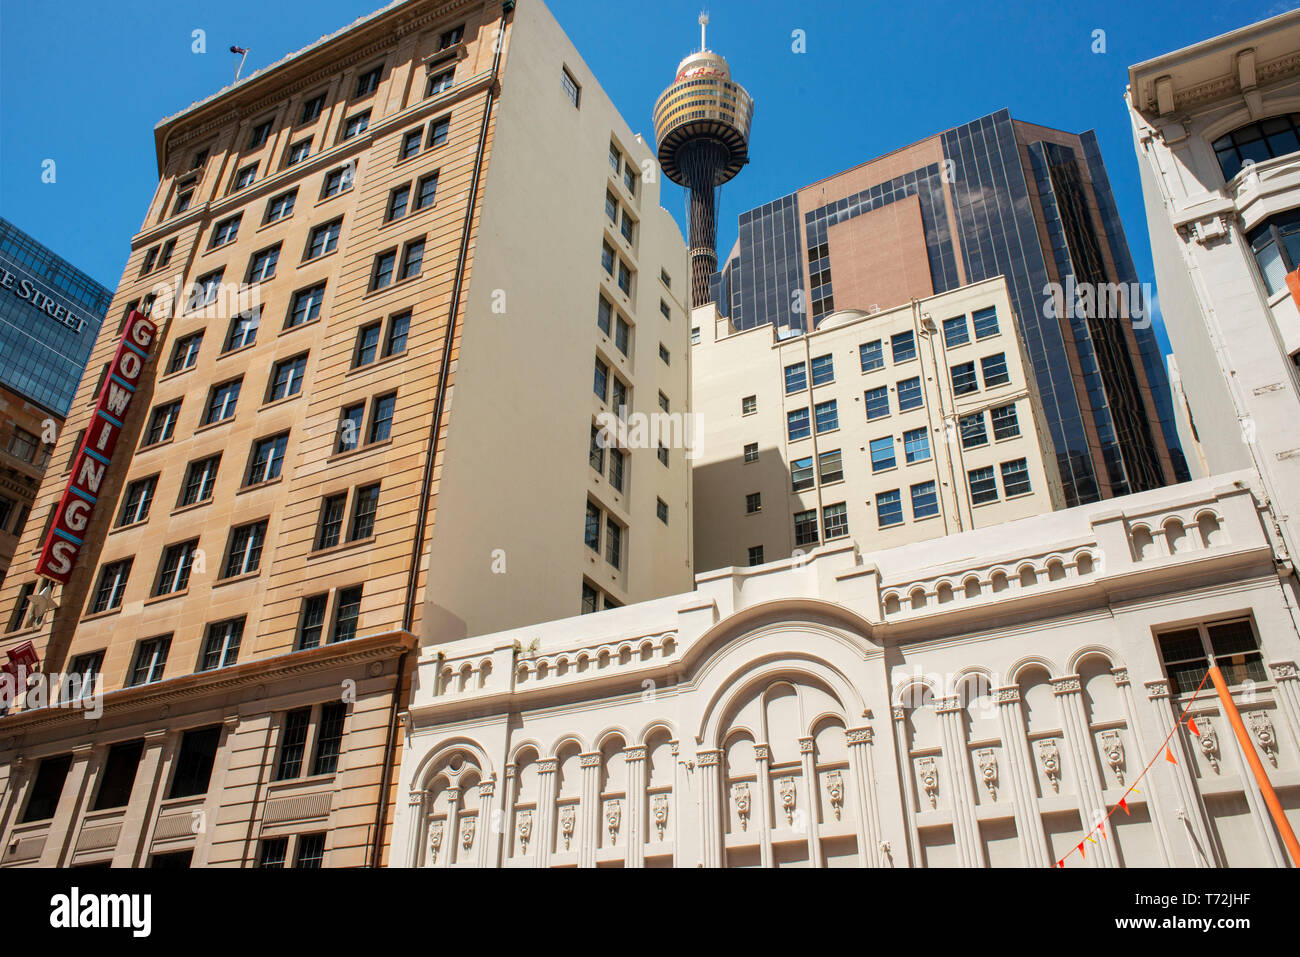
[681,139,727,308]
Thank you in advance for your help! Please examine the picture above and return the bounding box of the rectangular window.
[259,838,288,868]
[981,352,1010,387]
[951,361,978,395]
[660,299,671,320]
[311,702,347,775]
[296,834,326,869]
[343,111,370,139]
[593,357,609,401]
[401,129,422,160]
[91,739,144,811]
[891,331,917,363]
[609,448,625,492]
[784,361,808,394]
[810,354,834,385]
[585,501,601,551]
[609,143,622,173]
[794,509,819,547]
[223,309,260,352]
[742,395,757,415]
[302,93,326,124]
[315,493,347,550]
[972,306,1000,340]
[814,399,838,433]
[233,163,257,191]
[307,219,342,259]
[140,246,159,275]
[287,283,325,327]
[414,172,438,210]
[349,484,380,540]
[1000,458,1032,497]
[332,586,362,642]
[249,120,273,149]
[743,442,759,463]
[621,211,634,243]
[876,489,903,527]
[969,465,998,505]
[589,424,605,472]
[791,456,815,492]
[582,581,599,615]
[748,546,765,567]
[157,238,176,268]
[991,403,1020,440]
[657,442,668,466]
[90,559,132,614]
[355,65,383,98]
[203,379,242,425]
[624,165,637,195]
[167,726,220,798]
[561,67,580,107]
[658,391,669,412]
[199,617,244,671]
[247,433,289,485]
[8,582,34,632]
[173,190,193,215]
[247,245,280,283]
[903,427,930,464]
[822,502,848,540]
[338,403,365,453]
[179,455,220,507]
[369,393,396,443]
[746,492,762,514]
[942,316,970,347]
[268,354,308,401]
[399,239,425,280]
[870,436,896,472]
[427,116,450,148]
[438,24,464,49]
[187,269,224,311]
[691,326,701,345]
[144,400,181,446]
[960,412,988,448]
[223,520,267,578]
[619,263,632,295]
[864,386,890,420]
[385,311,411,355]
[266,189,297,223]
[275,708,311,780]
[1157,619,1265,695]
[166,333,203,375]
[297,595,328,650]
[818,449,844,484]
[387,185,410,222]
[597,296,613,335]
[288,137,312,166]
[128,634,171,685]
[787,408,811,441]
[425,68,455,97]
[656,498,668,524]
[21,754,72,823]
[860,340,884,372]
[911,480,939,519]
[896,376,923,411]
[118,476,157,527]
[371,250,397,291]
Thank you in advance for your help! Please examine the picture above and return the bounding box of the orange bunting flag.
[1056,859,1065,868]
[1078,840,1086,859]
[1187,716,1201,737]
[1165,746,1178,765]
[1099,821,1107,839]
[1118,797,1130,815]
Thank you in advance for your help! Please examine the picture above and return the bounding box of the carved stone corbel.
[918,757,939,809]
[825,770,844,820]
[976,749,998,801]
[1037,739,1061,793]
[731,782,751,830]
[1247,711,1278,767]
[1198,719,1220,773]
[1100,730,1125,785]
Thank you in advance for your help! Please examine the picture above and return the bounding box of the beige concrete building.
[1127,9,1300,569]
[0,0,690,868]
[394,469,1300,867]
[691,278,1065,572]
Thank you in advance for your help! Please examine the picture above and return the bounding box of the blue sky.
[2,0,1294,352]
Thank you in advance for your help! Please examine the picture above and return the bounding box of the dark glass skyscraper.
[0,217,112,416]
[710,109,1188,506]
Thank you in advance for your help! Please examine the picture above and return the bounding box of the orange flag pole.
[1208,665,1300,866]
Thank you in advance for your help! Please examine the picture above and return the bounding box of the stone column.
[442,786,461,868]
[1218,706,1285,867]
[1145,680,1213,867]
[845,727,883,867]
[798,737,824,867]
[405,789,426,867]
[1053,676,1118,868]
[579,753,601,868]
[623,746,646,868]
[892,706,921,868]
[535,758,558,868]
[751,744,774,868]
[696,749,724,868]
[935,696,985,867]
[500,763,517,866]
[38,742,97,866]
[476,779,496,868]
[1113,669,1172,866]
[993,686,1050,867]
[1268,661,1300,752]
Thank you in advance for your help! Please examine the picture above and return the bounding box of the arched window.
[1212,113,1300,181]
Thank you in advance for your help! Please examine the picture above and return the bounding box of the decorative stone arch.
[1017,562,1039,587]
[1068,644,1122,674]
[408,737,496,794]
[594,725,635,752]
[892,671,940,708]
[636,720,676,747]
[1193,508,1225,547]
[989,567,1011,592]
[935,579,956,604]
[962,574,982,599]
[1072,549,1097,575]
[883,591,902,615]
[1007,654,1060,684]
[548,733,587,758]
[508,740,544,766]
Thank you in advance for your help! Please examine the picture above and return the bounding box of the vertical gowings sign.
[36,310,158,584]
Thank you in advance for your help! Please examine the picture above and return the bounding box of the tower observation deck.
[653,14,753,308]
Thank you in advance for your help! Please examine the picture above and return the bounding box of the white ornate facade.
[394,470,1300,866]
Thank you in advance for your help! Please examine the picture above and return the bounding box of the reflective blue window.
[876,489,903,527]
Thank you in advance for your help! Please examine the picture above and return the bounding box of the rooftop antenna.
[699,10,709,52]
[231,45,250,82]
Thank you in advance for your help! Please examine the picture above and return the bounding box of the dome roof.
[674,50,732,81]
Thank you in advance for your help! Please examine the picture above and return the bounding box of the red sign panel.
[36,310,157,584]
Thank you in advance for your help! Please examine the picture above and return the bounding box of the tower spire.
[699,10,709,52]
